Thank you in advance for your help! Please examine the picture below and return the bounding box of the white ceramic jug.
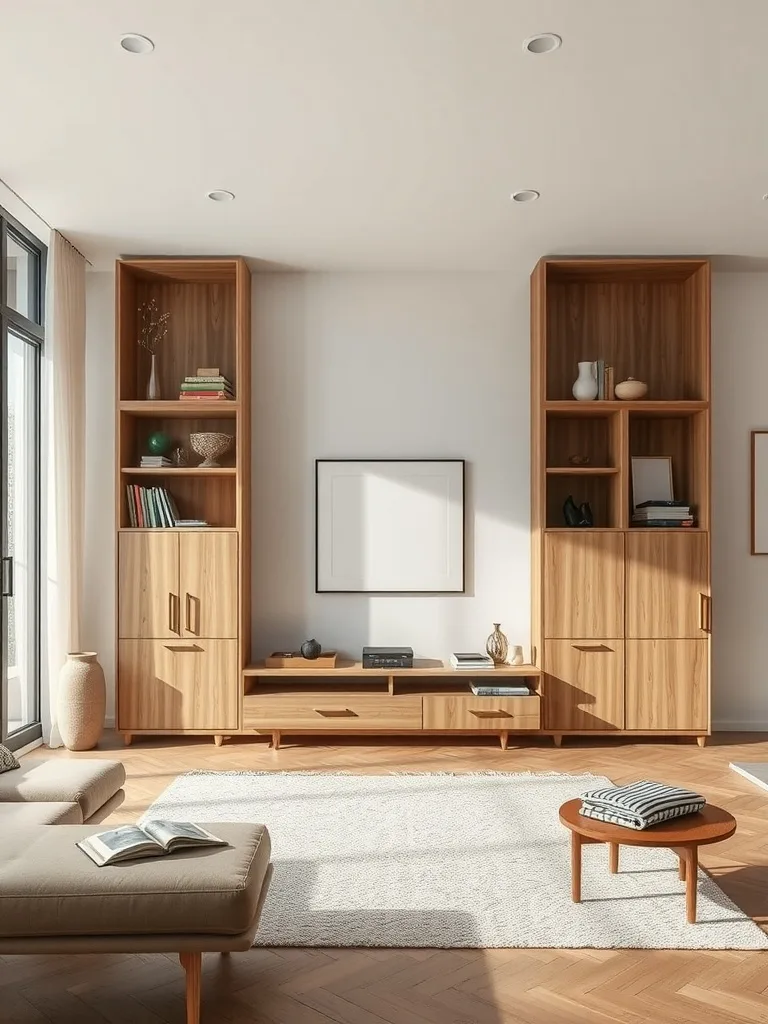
[572,361,598,401]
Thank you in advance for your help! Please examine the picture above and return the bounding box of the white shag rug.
[144,771,768,950]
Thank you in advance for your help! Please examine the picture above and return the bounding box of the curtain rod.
[0,176,93,267]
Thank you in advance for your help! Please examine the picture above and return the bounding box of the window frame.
[1,207,46,750]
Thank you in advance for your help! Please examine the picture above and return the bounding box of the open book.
[76,821,227,867]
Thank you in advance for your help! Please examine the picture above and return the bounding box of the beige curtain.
[44,232,86,746]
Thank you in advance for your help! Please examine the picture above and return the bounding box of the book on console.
[470,683,532,696]
[76,821,227,867]
[451,652,494,669]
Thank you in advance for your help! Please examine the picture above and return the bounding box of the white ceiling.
[3,0,768,270]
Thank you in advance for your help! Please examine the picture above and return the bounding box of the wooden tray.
[265,652,339,669]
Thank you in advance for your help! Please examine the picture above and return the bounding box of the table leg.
[683,847,698,923]
[678,853,686,881]
[609,842,619,874]
[571,831,582,902]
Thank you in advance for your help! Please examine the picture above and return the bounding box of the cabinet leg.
[179,951,202,1024]
[214,734,224,747]
[122,733,132,747]
[272,730,281,750]
[696,736,707,748]
[499,731,508,751]
[609,842,619,874]
[553,734,563,748]
[570,832,582,902]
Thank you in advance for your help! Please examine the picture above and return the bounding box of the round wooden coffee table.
[559,799,736,923]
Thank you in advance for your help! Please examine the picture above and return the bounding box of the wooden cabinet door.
[545,640,624,730]
[544,532,624,638]
[118,639,239,731]
[179,533,238,639]
[626,532,709,639]
[118,533,179,639]
[625,640,709,731]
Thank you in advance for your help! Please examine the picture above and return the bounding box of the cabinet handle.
[699,593,707,632]
[571,644,611,652]
[168,593,176,635]
[1,556,13,598]
[164,644,203,652]
[313,708,357,717]
[705,594,712,634]
[469,709,512,719]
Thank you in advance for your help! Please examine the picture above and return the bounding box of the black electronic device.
[362,646,414,669]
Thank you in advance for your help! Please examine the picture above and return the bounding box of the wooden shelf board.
[243,660,541,677]
[545,400,708,415]
[119,400,239,418]
[117,526,238,533]
[544,527,625,533]
[121,467,236,476]
[545,467,618,476]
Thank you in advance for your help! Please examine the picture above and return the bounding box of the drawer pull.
[571,644,612,652]
[469,709,512,719]
[313,708,358,717]
[164,644,203,653]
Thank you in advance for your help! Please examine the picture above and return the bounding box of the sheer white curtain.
[44,232,86,746]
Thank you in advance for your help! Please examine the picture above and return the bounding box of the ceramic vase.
[510,645,524,666]
[146,352,160,400]
[572,361,598,401]
[486,623,509,665]
[57,652,106,751]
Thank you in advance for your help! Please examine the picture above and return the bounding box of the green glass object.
[147,430,171,456]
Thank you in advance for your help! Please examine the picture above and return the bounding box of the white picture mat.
[631,456,674,508]
[752,432,768,554]
[316,460,464,592]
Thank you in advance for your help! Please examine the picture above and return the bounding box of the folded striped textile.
[579,780,706,830]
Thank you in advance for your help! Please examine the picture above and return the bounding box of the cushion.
[0,744,19,773]
[580,780,706,830]
[0,801,83,826]
[0,759,125,820]
[0,822,271,939]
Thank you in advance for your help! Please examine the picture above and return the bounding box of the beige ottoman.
[0,822,272,1023]
[0,758,125,820]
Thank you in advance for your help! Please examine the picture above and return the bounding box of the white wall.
[82,266,768,729]
[711,272,768,729]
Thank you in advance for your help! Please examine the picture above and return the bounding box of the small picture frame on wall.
[751,431,768,554]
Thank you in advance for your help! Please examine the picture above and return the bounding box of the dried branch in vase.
[137,299,171,354]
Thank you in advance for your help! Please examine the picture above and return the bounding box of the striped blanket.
[579,780,706,830]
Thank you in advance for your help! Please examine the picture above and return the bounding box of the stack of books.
[450,652,495,670]
[632,500,694,527]
[470,681,533,696]
[140,455,172,469]
[179,366,234,402]
[594,360,615,400]
[125,485,209,529]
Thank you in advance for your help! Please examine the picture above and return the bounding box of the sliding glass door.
[1,212,45,750]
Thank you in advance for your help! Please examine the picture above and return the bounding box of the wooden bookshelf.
[531,257,711,746]
[115,258,251,746]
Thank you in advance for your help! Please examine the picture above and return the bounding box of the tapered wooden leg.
[571,831,582,902]
[272,730,281,750]
[122,733,132,747]
[179,951,202,1024]
[678,851,687,881]
[683,847,698,923]
[553,734,563,748]
[499,731,508,750]
[696,736,707,748]
[609,842,619,874]
[214,734,224,747]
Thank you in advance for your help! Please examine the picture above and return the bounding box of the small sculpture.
[568,454,590,466]
[486,623,509,665]
[563,495,594,528]
[300,638,322,660]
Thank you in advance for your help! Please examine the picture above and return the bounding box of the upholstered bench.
[0,821,272,1024]
[0,757,126,821]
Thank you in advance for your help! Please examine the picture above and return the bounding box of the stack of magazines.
[450,652,494,670]
[179,367,234,402]
[140,455,172,469]
[632,500,694,527]
[470,681,532,696]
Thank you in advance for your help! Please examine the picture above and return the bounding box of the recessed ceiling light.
[511,190,540,203]
[206,190,236,202]
[523,33,562,54]
[120,33,155,54]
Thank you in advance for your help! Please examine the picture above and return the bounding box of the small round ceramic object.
[614,377,648,401]
[301,639,322,660]
[147,430,172,455]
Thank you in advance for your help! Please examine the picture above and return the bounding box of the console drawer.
[422,695,540,730]
[243,693,422,730]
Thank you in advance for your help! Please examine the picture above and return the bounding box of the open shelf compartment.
[628,410,708,528]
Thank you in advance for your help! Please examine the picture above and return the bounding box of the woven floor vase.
[57,652,106,751]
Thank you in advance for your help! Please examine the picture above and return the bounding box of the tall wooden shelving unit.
[531,257,712,746]
[115,258,251,745]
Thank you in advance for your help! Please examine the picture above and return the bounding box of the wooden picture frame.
[751,430,768,554]
[315,459,465,593]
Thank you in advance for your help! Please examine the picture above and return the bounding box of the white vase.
[572,361,598,401]
[510,645,525,666]
[57,652,106,751]
[147,352,160,400]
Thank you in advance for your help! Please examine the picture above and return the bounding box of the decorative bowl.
[568,454,591,466]
[615,377,648,401]
[189,432,233,468]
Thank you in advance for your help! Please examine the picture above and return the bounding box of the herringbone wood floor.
[3,732,768,1023]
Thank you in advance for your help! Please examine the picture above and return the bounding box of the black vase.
[300,638,322,660]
